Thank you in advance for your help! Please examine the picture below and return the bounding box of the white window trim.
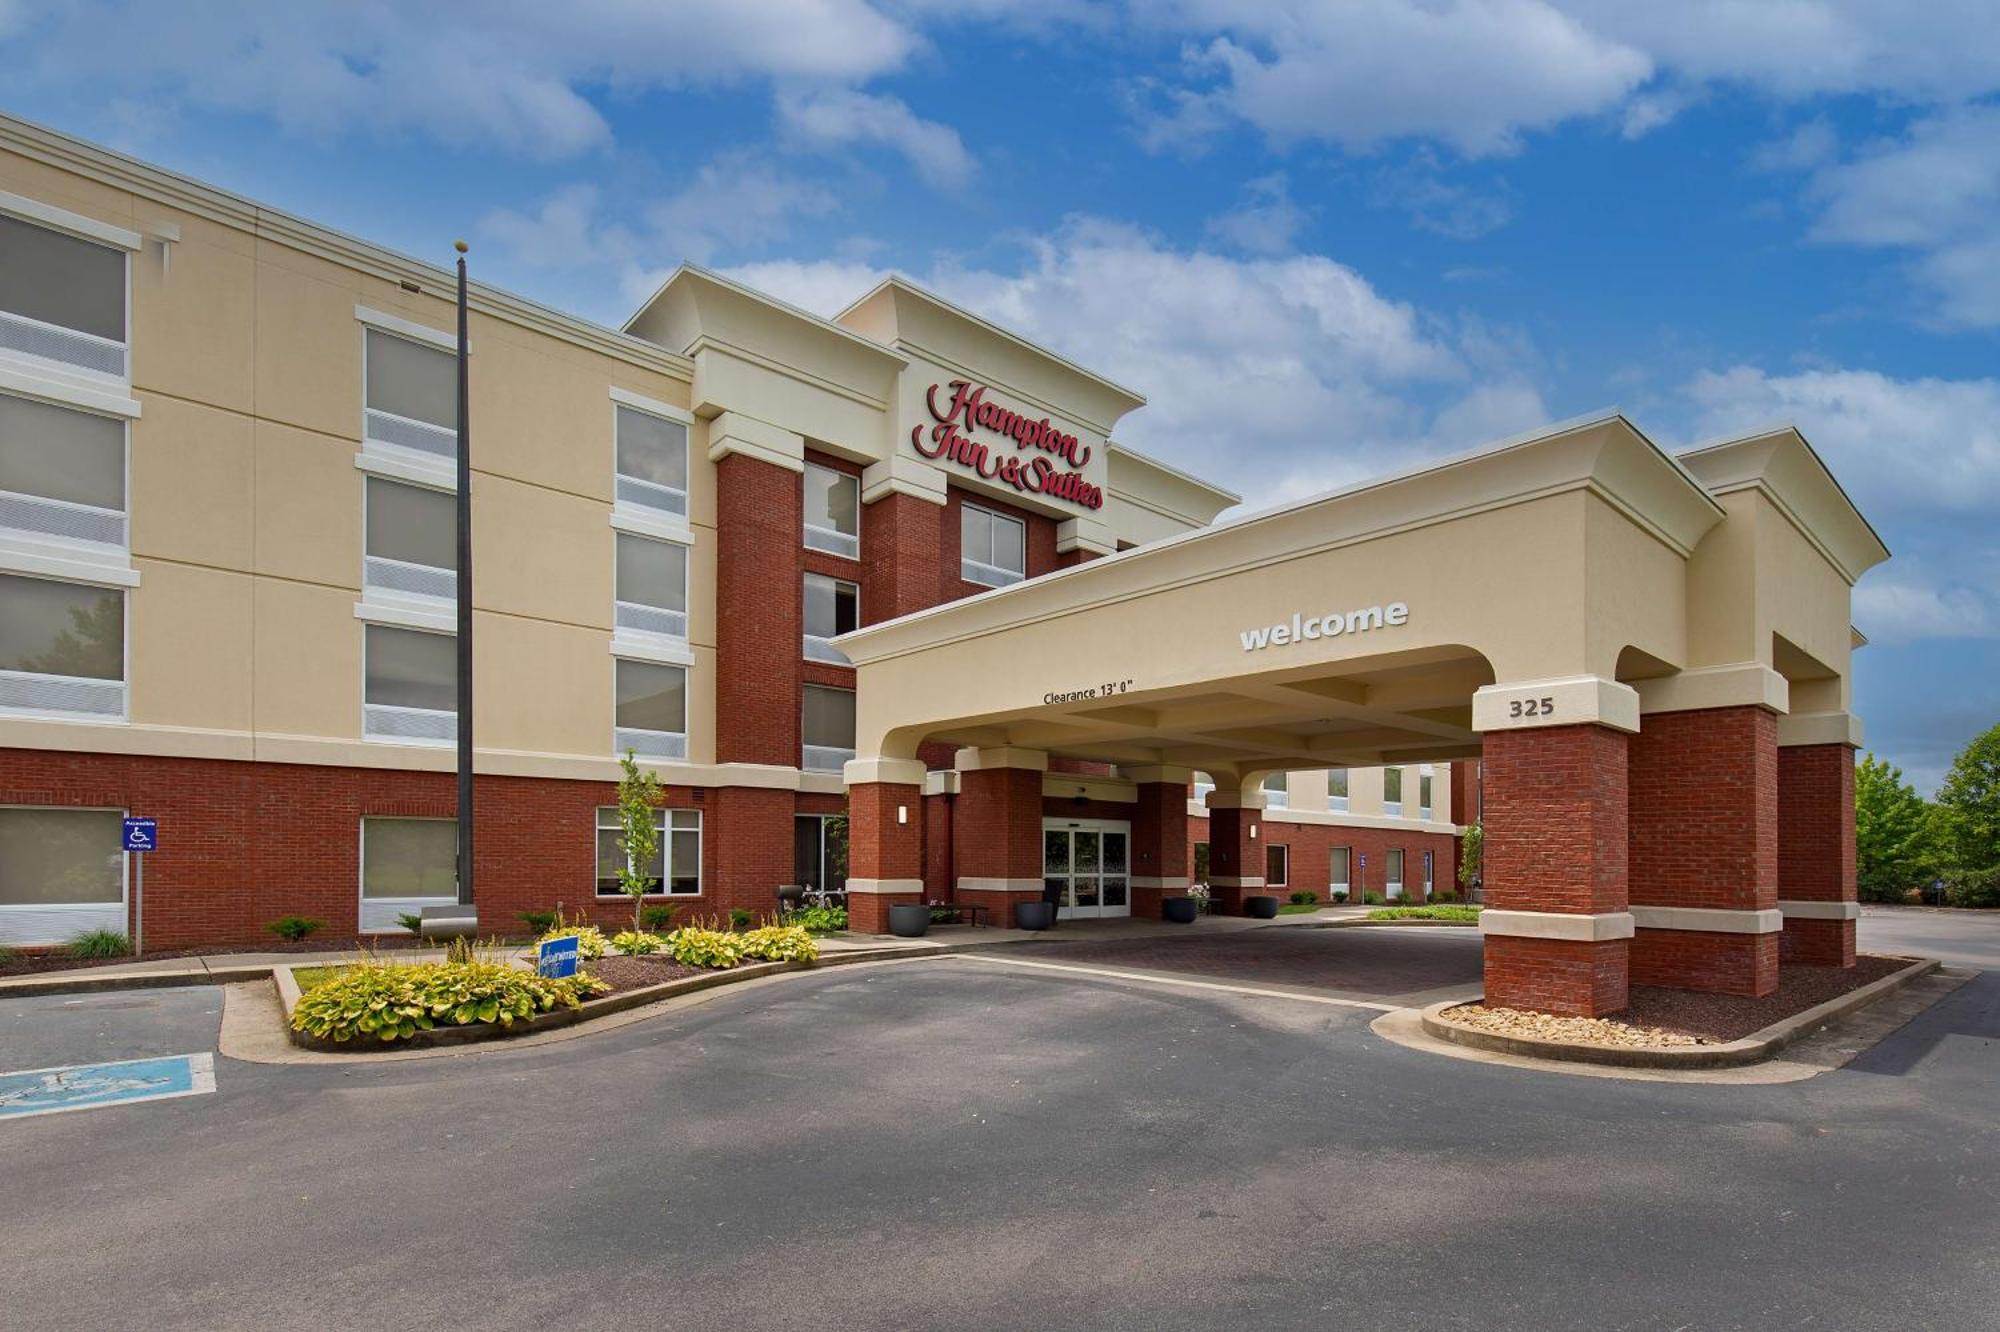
[611,657,689,760]
[358,816,459,934]
[360,623,456,747]
[612,530,690,653]
[611,397,690,525]
[0,362,140,420]
[608,507,694,546]
[1330,848,1351,895]
[607,636,694,668]
[354,447,454,491]
[354,599,454,634]
[961,501,1027,588]
[594,805,703,899]
[355,304,458,353]
[359,473,456,620]
[0,190,142,252]
[1266,843,1289,887]
[609,385,693,425]
[1386,850,1406,899]
[0,804,129,946]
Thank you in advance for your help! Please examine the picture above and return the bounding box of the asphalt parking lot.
[0,910,1994,1331]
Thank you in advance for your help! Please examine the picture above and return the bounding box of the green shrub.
[1331,890,1349,904]
[611,930,664,956]
[640,903,677,931]
[290,959,609,1044]
[1288,890,1317,906]
[1361,892,1384,906]
[538,921,607,960]
[266,915,325,942]
[728,908,754,931]
[0,943,20,966]
[790,905,847,933]
[1366,904,1481,923]
[396,912,425,933]
[518,909,559,933]
[738,925,819,964]
[667,927,746,969]
[67,929,130,959]
[1945,867,2000,910]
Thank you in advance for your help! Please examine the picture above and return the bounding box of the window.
[359,817,456,932]
[0,393,127,550]
[1383,766,1404,817]
[0,212,127,379]
[614,658,687,759]
[1419,767,1434,820]
[804,462,859,557]
[803,573,859,664]
[1330,847,1351,897]
[363,623,455,744]
[363,477,455,603]
[363,329,456,461]
[596,806,702,897]
[0,572,124,719]
[1265,843,1288,887]
[1262,772,1288,808]
[1193,771,1215,803]
[1327,767,1349,813]
[0,807,126,946]
[614,404,688,518]
[793,814,848,894]
[614,532,688,642]
[1386,848,1406,900]
[961,501,1025,587]
[802,684,856,772]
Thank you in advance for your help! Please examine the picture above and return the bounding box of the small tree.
[1458,822,1483,891]
[1933,724,2000,908]
[1856,753,1936,903]
[615,750,666,932]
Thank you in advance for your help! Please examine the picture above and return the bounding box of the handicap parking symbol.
[0,1053,214,1121]
[122,817,157,853]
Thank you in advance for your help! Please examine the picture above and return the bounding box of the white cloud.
[1202,174,1309,255]
[1853,568,1997,645]
[775,87,974,189]
[721,259,892,321]
[1368,155,1514,239]
[7,0,918,158]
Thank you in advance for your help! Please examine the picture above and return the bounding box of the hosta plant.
[738,925,818,964]
[666,927,746,969]
[290,960,608,1044]
[537,921,607,960]
[788,905,847,934]
[611,930,663,956]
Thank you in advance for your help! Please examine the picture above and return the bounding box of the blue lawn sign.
[537,934,581,979]
[0,1053,214,1121]
[122,817,157,853]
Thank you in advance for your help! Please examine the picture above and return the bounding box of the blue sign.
[537,935,580,979]
[1358,853,1368,868]
[122,817,157,853]
[0,1052,214,1120]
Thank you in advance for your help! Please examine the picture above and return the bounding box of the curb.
[1418,955,1938,1069]
[0,963,283,998]
[277,943,944,1052]
[1307,917,1480,930]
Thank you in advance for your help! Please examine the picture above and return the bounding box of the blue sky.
[5,1,1997,790]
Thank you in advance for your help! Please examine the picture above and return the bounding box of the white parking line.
[949,952,1403,1011]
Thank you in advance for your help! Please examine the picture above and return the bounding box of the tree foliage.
[1855,753,1935,903]
[1934,723,2000,908]
[614,750,666,931]
[1458,822,1482,890]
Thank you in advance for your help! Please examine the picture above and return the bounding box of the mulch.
[1617,953,1910,1042]
[585,955,706,993]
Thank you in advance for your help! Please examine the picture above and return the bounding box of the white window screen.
[0,808,123,905]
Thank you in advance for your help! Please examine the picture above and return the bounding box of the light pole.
[454,240,474,910]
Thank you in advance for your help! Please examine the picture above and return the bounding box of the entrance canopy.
[836,412,1888,786]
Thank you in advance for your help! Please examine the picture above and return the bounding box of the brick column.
[844,759,927,933]
[1473,679,1640,1017]
[953,748,1047,927]
[1204,787,1265,915]
[712,422,804,766]
[1126,765,1192,919]
[860,459,948,620]
[1778,738,1859,967]
[1626,706,1781,996]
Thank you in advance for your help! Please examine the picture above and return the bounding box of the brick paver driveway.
[996,922,1484,1005]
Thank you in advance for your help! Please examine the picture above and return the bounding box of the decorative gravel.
[1443,1004,1709,1047]
[585,955,706,993]
[1444,953,1912,1047]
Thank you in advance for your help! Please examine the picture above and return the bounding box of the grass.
[292,964,355,992]
[1364,904,1482,923]
[1276,902,1325,914]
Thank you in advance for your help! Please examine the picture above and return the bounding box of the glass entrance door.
[1043,820,1130,920]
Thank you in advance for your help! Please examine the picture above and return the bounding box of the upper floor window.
[804,573,858,664]
[1383,766,1404,817]
[0,392,127,552]
[363,329,456,462]
[0,211,127,380]
[802,683,856,773]
[1419,766,1434,820]
[363,623,455,745]
[614,532,688,643]
[1262,771,1289,809]
[614,658,687,760]
[614,404,688,519]
[1327,767,1349,813]
[363,477,455,605]
[0,572,124,721]
[803,462,859,557]
[961,501,1025,587]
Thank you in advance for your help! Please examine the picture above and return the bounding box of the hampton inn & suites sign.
[911,379,1104,510]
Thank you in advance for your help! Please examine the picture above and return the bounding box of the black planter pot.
[1244,895,1281,919]
[1161,896,1199,924]
[887,903,932,938]
[1014,900,1056,931]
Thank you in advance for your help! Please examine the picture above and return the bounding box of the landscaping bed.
[0,935,447,978]
[1614,953,1909,1042]
[583,955,705,992]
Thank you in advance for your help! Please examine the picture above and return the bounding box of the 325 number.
[1508,696,1556,719]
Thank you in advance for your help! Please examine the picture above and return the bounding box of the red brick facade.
[847,779,924,933]
[1130,781,1189,918]
[1188,814,1459,906]
[714,453,804,767]
[953,766,1045,925]
[1627,706,1780,996]
[1778,743,1859,966]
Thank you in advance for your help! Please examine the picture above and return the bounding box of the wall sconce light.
[897,805,908,825]
[1250,824,1259,839]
